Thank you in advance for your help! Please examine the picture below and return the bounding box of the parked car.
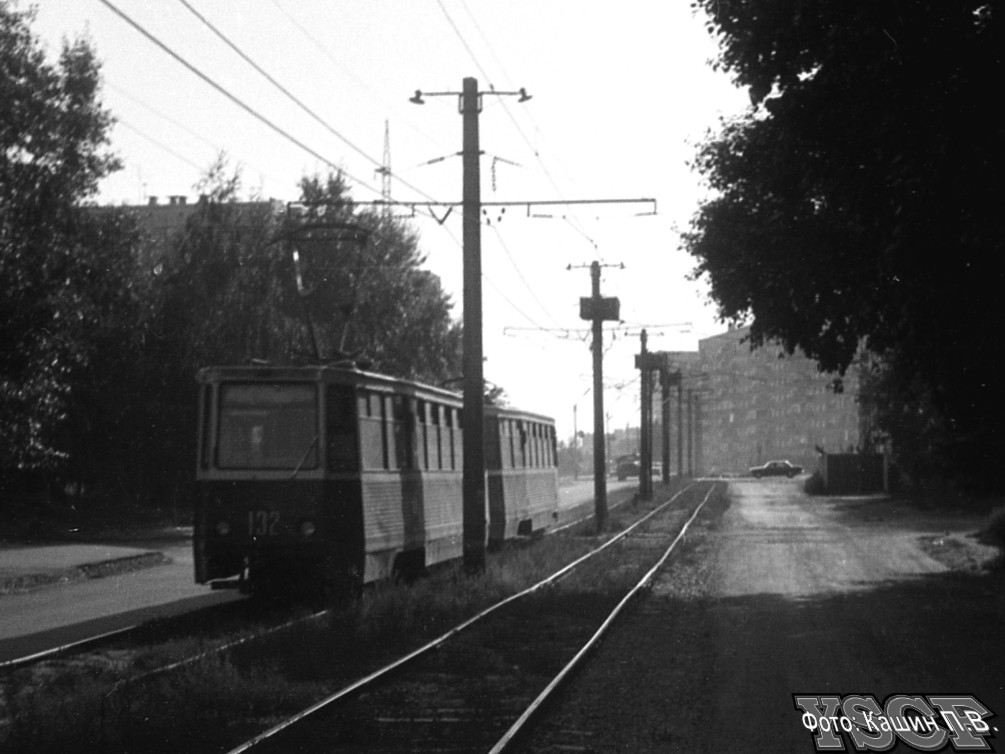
[615,454,640,481]
[749,459,803,478]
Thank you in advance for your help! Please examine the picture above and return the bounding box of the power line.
[94,0,379,196]
[489,224,563,329]
[264,0,446,152]
[175,0,473,227]
[107,81,286,190]
[115,119,205,172]
[481,274,553,333]
[435,1,607,248]
[176,0,446,203]
[435,0,494,84]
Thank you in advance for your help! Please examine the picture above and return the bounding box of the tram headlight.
[299,519,316,538]
[214,520,231,536]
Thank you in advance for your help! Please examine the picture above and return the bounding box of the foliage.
[0,5,459,513]
[803,471,825,496]
[287,173,463,383]
[686,0,1002,490]
[981,507,1005,555]
[1,4,126,480]
[103,165,464,509]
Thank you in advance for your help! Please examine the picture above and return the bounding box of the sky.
[27,0,750,440]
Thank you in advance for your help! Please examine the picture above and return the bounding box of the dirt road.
[521,478,1004,753]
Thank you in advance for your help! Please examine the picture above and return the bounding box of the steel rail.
[548,484,639,535]
[225,482,698,754]
[489,481,720,753]
[105,608,330,695]
[0,624,139,671]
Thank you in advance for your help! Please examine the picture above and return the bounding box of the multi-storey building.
[679,325,860,478]
[662,326,860,476]
[90,195,280,265]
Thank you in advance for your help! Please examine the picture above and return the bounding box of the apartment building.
[686,326,859,475]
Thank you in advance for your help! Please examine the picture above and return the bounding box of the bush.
[980,506,1005,551]
[803,471,825,495]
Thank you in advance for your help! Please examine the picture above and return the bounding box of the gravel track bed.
[239,483,715,754]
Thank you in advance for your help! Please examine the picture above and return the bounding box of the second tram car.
[194,364,559,594]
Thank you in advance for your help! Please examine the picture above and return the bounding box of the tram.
[193,364,559,595]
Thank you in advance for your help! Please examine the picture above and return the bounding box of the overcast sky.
[29,0,749,438]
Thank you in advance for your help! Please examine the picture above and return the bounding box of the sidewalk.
[0,544,169,595]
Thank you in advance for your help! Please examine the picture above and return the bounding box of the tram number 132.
[248,510,280,537]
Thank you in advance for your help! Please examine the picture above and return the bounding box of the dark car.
[749,459,802,478]
[615,454,640,481]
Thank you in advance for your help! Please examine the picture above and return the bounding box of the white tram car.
[194,364,559,594]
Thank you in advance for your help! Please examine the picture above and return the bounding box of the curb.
[0,551,171,595]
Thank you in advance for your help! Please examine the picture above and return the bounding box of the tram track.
[0,596,324,743]
[227,480,720,754]
[1,480,710,753]
[0,484,636,679]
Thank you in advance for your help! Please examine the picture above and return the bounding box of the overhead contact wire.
[175,0,441,204]
[94,0,379,196]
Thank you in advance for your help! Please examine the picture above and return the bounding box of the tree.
[126,165,463,508]
[1,4,125,485]
[284,173,462,384]
[685,0,1001,490]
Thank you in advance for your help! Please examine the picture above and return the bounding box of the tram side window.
[426,403,437,470]
[547,425,556,466]
[391,395,411,469]
[383,396,397,469]
[515,421,526,468]
[452,410,462,470]
[199,384,212,470]
[507,420,516,469]
[358,391,386,470]
[327,385,358,471]
[498,420,511,470]
[416,399,429,470]
[483,415,497,470]
[443,407,455,469]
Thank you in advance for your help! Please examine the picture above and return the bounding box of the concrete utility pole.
[410,78,532,573]
[460,78,485,574]
[408,80,653,565]
[659,365,680,485]
[635,335,675,499]
[687,389,695,477]
[638,329,652,500]
[574,261,621,532]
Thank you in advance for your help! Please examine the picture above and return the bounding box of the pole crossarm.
[303,198,657,215]
[408,77,537,574]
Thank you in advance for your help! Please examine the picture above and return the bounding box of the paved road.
[523,477,1005,753]
[699,479,1003,751]
[0,540,240,663]
[0,477,634,664]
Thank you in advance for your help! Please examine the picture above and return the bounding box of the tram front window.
[217,383,318,469]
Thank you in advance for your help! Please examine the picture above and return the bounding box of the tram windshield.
[217,383,318,470]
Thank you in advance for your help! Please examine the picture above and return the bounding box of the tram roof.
[196,364,554,425]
